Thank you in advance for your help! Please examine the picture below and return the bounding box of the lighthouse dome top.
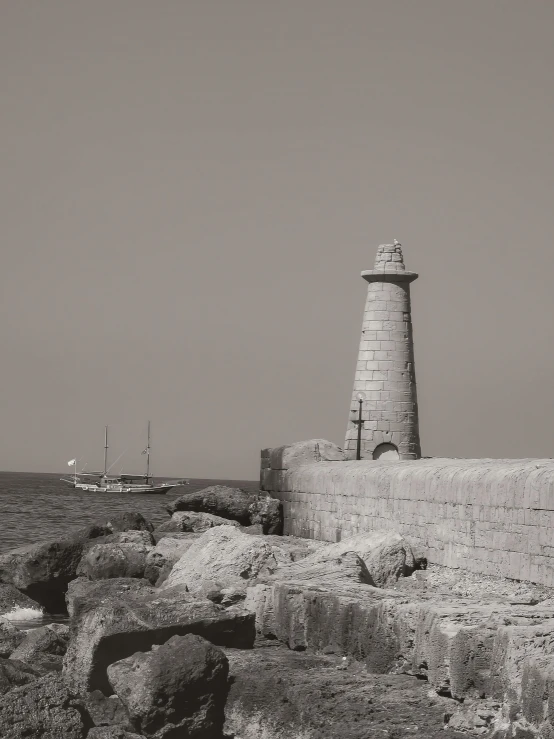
[361,240,418,284]
[374,241,406,272]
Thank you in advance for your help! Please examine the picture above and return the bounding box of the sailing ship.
[61,422,186,494]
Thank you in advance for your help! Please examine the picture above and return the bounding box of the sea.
[0,470,260,629]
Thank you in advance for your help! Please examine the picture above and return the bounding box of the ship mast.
[103,426,109,477]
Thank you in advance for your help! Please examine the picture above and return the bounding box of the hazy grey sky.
[1,1,553,479]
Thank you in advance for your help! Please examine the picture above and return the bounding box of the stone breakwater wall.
[261,444,554,587]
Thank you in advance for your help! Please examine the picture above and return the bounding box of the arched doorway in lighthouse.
[373,443,399,461]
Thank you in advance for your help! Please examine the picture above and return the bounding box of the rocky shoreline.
[0,484,550,737]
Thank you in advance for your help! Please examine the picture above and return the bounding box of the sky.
[1,1,553,479]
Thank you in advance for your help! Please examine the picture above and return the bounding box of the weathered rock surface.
[224,644,463,739]
[101,511,153,534]
[0,510,154,612]
[0,583,44,615]
[0,619,25,658]
[162,526,283,594]
[260,550,376,588]
[87,728,143,739]
[152,530,202,544]
[310,529,418,587]
[156,510,241,534]
[0,539,91,612]
[0,657,44,694]
[10,623,69,672]
[66,577,151,618]
[0,674,91,738]
[167,485,283,534]
[63,577,255,694]
[144,536,199,586]
[77,542,151,581]
[85,689,132,729]
[108,634,229,738]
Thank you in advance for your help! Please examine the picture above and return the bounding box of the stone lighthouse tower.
[345,241,421,460]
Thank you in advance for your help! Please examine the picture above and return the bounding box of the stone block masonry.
[345,242,421,460]
[261,446,554,587]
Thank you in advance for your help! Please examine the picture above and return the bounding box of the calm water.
[0,471,260,554]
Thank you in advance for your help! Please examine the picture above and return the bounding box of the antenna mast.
[146,421,151,480]
[103,426,109,477]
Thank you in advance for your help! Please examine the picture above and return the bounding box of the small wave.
[1,606,44,622]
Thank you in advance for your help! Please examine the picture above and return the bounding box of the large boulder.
[155,511,241,535]
[144,536,199,587]
[317,530,418,587]
[77,542,152,581]
[0,511,154,612]
[66,577,152,618]
[107,634,229,738]
[161,526,283,594]
[166,485,283,534]
[0,674,91,738]
[260,550,375,588]
[63,577,255,694]
[10,623,69,672]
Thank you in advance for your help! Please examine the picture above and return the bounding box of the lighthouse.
[345,241,421,461]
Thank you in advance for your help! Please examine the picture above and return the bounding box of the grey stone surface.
[161,525,283,593]
[144,535,199,586]
[63,577,254,694]
[77,541,152,581]
[0,674,91,738]
[107,634,229,738]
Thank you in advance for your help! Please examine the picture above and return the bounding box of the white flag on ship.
[141,448,149,455]
[67,459,76,466]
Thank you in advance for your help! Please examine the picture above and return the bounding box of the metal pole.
[104,426,109,477]
[356,398,363,460]
[146,421,151,480]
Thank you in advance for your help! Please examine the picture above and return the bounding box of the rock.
[0,583,44,616]
[87,728,143,739]
[161,526,282,594]
[85,689,131,729]
[0,673,91,738]
[107,634,229,738]
[77,542,151,581]
[0,620,25,658]
[260,550,376,588]
[306,530,418,587]
[63,578,255,694]
[166,485,283,534]
[0,657,44,695]
[103,512,153,534]
[156,511,241,534]
[144,536,199,586]
[94,530,155,546]
[224,645,455,739]
[66,577,152,618]
[152,530,202,544]
[0,539,88,612]
[10,623,69,672]
[0,511,154,612]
